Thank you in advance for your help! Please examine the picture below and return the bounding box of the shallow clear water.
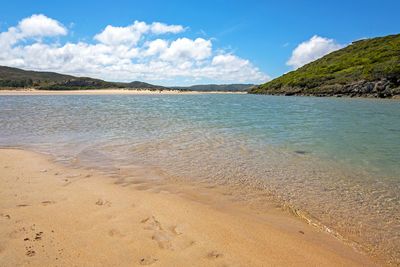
[0,94,399,264]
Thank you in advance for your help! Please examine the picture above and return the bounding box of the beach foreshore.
[0,149,374,266]
[0,89,246,95]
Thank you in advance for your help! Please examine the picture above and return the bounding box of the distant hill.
[174,84,254,92]
[250,33,400,98]
[0,66,168,90]
[121,81,169,90]
[0,66,118,90]
[0,65,74,81]
[0,65,253,92]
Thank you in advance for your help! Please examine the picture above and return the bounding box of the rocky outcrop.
[258,79,400,98]
[318,79,399,98]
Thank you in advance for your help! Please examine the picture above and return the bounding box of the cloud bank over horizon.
[0,14,269,85]
[286,35,345,69]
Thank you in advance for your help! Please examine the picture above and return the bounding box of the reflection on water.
[0,94,399,264]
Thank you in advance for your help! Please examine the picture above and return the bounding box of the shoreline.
[2,89,398,99]
[0,89,246,95]
[0,148,375,266]
[248,92,400,100]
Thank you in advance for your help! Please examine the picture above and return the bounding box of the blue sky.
[0,0,399,86]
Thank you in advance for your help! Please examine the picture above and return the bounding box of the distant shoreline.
[0,88,246,95]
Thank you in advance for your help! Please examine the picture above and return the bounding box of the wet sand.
[0,149,375,266]
[0,89,245,95]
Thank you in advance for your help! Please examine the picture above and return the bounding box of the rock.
[294,150,308,155]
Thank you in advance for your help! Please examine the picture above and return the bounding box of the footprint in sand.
[25,249,36,257]
[0,213,11,219]
[108,229,125,237]
[141,216,194,251]
[208,250,224,259]
[139,256,158,265]
[95,199,111,206]
[17,204,30,207]
[61,179,72,187]
[141,216,172,249]
[66,174,81,178]
[41,200,55,206]
[152,232,173,249]
[141,216,163,231]
[171,225,184,235]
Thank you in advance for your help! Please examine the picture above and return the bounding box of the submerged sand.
[0,149,375,266]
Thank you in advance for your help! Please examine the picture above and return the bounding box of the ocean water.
[0,94,399,264]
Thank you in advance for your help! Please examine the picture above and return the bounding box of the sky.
[0,0,399,86]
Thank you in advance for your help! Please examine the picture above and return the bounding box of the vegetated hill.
[120,81,169,90]
[0,65,253,92]
[174,84,255,91]
[0,66,118,89]
[0,66,168,90]
[0,65,74,81]
[250,33,400,98]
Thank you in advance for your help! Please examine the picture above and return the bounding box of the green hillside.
[122,81,169,90]
[0,66,252,92]
[0,66,119,90]
[0,66,75,81]
[250,34,400,98]
[0,66,167,90]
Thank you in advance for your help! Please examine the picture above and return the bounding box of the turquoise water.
[0,94,399,263]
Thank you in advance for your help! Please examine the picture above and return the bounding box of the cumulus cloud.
[0,14,67,48]
[145,39,168,56]
[18,14,67,37]
[160,38,211,61]
[93,20,186,46]
[0,14,269,84]
[94,21,149,46]
[286,35,344,69]
[150,22,185,34]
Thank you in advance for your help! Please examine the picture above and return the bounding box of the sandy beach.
[0,148,375,266]
[0,89,246,95]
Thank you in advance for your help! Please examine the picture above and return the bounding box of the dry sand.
[0,149,375,266]
[0,89,245,95]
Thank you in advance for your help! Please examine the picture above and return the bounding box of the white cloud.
[287,35,344,69]
[0,14,67,48]
[94,20,185,46]
[0,14,269,84]
[94,21,149,46]
[150,22,185,34]
[209,54,268,82]
[160,38,211,61]
[145,39,168,56]
[18,14,67,37]
[212,54,247,66]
